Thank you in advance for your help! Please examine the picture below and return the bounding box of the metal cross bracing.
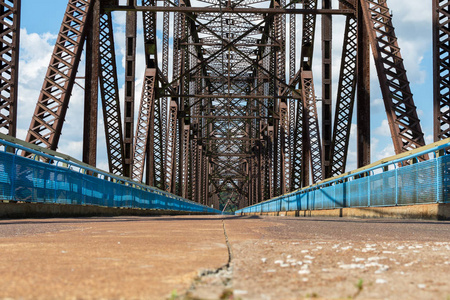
[2,0,443,209]
[0,0,20,137]
[434,0,450,142]
[360,0,427,157]
[99,9,125,176]
[26,0,91,151]
[330,14,357,176]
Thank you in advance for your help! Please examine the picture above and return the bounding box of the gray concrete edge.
[0,202,217,219]
[238,203,450,221]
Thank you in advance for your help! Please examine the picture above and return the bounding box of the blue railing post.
[395,166,398,206]
[11,152,16,201]
[436,153,442,203]
[54,163,58,204]
[367,172,371,207]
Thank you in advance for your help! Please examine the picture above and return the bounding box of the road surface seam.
[180,218,234,299]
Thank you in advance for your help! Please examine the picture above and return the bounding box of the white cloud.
[389,0,431,24]
[17,29,57,140]
[374,119,391,137]
[375,144,396,161]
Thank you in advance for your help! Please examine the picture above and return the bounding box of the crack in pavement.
[178,218,235,300]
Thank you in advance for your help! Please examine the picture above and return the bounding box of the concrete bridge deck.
[0,215,449,299]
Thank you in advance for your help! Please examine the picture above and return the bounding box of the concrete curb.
[238,203,450,220]
[0,202,215,219]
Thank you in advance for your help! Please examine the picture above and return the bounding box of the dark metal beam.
[433,0,450,142]
[103,5,353,14]
[357,0,370,168]
[123,0,137,177]
[83,0,100,167]
[26,0,92,152]
[0,0,20,137]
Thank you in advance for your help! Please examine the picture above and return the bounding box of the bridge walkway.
[0,215,449,299]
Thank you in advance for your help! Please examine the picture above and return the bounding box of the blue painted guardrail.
[237,139,450,214]
[0,135,221,214]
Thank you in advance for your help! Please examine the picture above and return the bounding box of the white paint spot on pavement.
[339,264,365,269]
[376,279,387,284]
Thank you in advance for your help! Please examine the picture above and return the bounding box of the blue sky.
[17,0,434,172]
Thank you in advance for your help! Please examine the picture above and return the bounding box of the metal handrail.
[237,138,450,213]
[0,134,216,211]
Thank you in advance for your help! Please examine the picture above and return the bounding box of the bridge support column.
[0,0,20,137]
[356,0,370,168]
[433,0,450,142]
[123,0,137,177]
[322,0,332,178]
[83,0,100,167]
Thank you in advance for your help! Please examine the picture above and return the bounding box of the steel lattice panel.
[361,0,426,154]
[0,0,20,136]
[433,0,450,141]
[26,0,91,150]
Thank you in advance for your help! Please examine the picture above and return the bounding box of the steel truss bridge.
[0,0,449,209]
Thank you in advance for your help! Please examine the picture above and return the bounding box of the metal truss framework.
[434,0,450,142]
[1,0,437,209]
[0,0,20,137]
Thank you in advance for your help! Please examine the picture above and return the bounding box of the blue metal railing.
[0,137,222,214]
[237,140,450,214]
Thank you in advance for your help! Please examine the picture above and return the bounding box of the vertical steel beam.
[357,0,371,168]
[433,0,450,141]
[361,0,427,156]
[165,101,178,192]
[142,0,165,189]
[279,101,288,195]
[330,15,357,176]
[0,0,20,137]
[26,0,92,151]
[123,0,136,177]
[288,9,296,192]
[83,0,100,167]
[322,0,332,178]
[274,0,287,194]
[181,124,190,198]
[301,70,323,183]
[196,144,202,203]
[132,68,156,182]
[291,91,303,190]
[297,0,318,187]
[99,7,125,176]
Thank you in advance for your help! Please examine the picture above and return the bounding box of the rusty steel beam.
[123,0,136,177]
[357,0,371,168]
[301,70,323,184]
[26,0,92,151]
[330,15,357,176]
[142,0,166,189]
[287,1,296,192]
[361,0,427,156]
[296,0,321,187]
[322,0,332,178]
[99,9,125,175]
[0,0,20,137]
[279,101,288,195]
[103,5,353,14]
[165,101,178,192]
[291,91,303,190]
[83,0,99,167]
[433,0,450,142]
[181,123,190,198]
[132,68,156,183]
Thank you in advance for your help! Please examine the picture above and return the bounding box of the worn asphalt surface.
[0,215,449,299]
